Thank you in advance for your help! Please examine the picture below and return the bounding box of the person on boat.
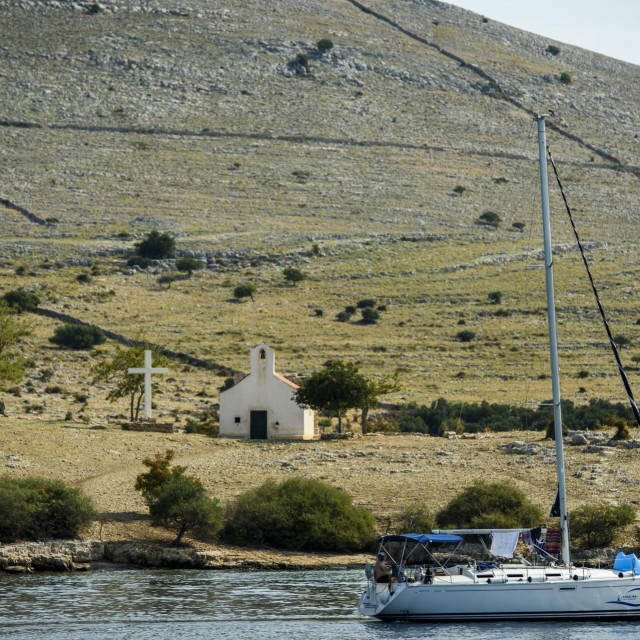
[374,553,392,583]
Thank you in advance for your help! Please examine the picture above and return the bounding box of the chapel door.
[250,411,268,439]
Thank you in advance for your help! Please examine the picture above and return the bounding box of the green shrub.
[74,392,88,403]
[0,477,97,542]
[488,291,502,305]
[176,257,202,276]
[357,298,376,309]
[335,311,351,322]
[345,305,356,314]
[313,309,324,317]
[398,415,428,433]
[223,477,375,552]
[455,330,476,342]
[512,221,525,231]
[578,370,589,378]
[361,307,380,324]
[184,408,219,437]
[233,283,256,301]
[560,72,572,85]
[614,334,631,349]
[570,503,635,549]
[453,185,466,194]
[76,273,92,284]
[126,256,152,268]
[317,38,334,52]
[478,211,501,227]
[219,377,235,392]
[283,267,307,285]
[50,324,106,350]
[546,45,560,55]
[136,230,176,259]
[397,505,435,533]
[147,474,224,546]
[545,420,569,440]
[2,289,40,312]
[436,481,542,529]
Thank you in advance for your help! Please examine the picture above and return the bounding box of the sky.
[450,0,640,66]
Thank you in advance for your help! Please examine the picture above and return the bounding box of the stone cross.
[128,350,169,420]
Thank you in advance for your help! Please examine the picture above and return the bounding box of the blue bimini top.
[380,533,463,545]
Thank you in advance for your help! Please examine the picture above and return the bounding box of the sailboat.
[358,116,640,621]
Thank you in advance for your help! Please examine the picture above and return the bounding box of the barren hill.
[1,0,640,411]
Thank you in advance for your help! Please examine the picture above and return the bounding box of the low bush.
[455,330,476,342]
[361,307,380,324]
[50,324,106,350]
[560,72,572,85]
[357,298,376,309]
[317,38,334,52]
[76,273,92,284]
[126,256,152,269]
[571,503,635,549]
[398,415,428,433]
[283,267,307,285]
[335,311,351,322]
[233,283,256,301]
[397,505,435,533]
[313,309,324,317]
[546,44,560,55]
[545,420,569,440]
[0,477,97,542]
[453,185,466,194]
[176,258,202,277]
[436,481,542,529]
[512,221,525,231]
[614,334,631,348]
[49,324,106,349]
[184,408,219,437]
[477,211,501,227]
[136,230,176,259]
[345,305,356,314]
[223,477,376,552]
[2,289,40,312]
[488,291,502,304]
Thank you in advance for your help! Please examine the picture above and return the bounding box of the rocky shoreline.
[0,539,624,575]
[0,540,369,574]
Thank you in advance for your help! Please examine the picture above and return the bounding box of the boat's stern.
[358,583,405,618]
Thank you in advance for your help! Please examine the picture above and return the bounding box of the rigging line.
[546,146,640,429]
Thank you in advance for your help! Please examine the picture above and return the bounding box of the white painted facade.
[218,343,315,440]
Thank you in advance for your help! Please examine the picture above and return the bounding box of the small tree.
[50,324,106,350]
[2,289,40,313]
[136,230,176,259]
[146,474,223,547]
[361,307,380,324]
[91,345,168,421]
[176,257,201,277]
[478,211,501,227]
[360,373,400,434]
[614,334,631,349]
[135,450,187,498]
[294,360,369,434]
[570,503,635,549]
[560,72,572,85]
[317,38,334,52]
[488,291,502,305]
[283,267,307,286]
[234,283,256,301]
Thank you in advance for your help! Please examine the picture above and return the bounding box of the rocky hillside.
[1,0,640,408]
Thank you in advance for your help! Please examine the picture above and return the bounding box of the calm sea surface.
[2,568,640,639]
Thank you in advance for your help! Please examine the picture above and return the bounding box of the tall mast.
[537,115,570,567]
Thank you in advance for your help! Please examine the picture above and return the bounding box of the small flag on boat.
[550,486,560,517]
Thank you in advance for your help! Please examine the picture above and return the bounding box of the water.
[2,568,640,639]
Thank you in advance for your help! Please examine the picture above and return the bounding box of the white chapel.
[218,343,315,440]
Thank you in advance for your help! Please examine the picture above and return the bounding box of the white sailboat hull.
[359,572,640,621]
